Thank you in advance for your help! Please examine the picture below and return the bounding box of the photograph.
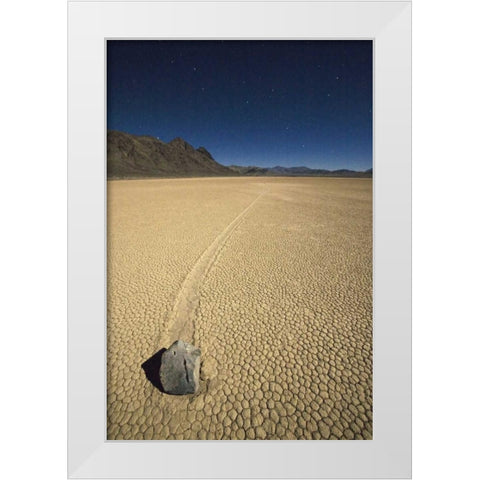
[106,40,373,441]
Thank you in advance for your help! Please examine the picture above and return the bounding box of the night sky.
[107,40,372,170]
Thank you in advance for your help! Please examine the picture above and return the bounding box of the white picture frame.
[68,0,411,478]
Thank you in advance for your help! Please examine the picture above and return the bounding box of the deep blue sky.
[107,40,372,170]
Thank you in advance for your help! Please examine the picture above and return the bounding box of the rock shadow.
[141,348,166,392]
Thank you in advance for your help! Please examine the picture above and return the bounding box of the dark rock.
[159,340,201,395]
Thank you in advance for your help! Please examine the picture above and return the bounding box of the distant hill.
[107,130,372,179]
[107,130,235,178]
[229,164,372,178]
[228,165,270,175]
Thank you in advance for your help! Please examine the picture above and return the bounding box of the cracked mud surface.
[107,177,372,440]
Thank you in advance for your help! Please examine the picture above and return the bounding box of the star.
[245,100,249,104]
[336,76,340,80]
[193,66,197,71]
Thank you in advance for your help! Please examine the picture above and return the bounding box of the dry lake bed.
[107,177,372,440]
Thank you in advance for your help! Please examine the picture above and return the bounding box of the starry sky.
[107,40,372,170]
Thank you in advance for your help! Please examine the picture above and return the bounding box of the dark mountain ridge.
[107,130,372,178]
[107,130,234,178]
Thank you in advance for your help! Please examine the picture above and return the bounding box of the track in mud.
[161,189,268,347]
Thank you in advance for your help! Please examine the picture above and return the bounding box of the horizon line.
[108,128,373,173]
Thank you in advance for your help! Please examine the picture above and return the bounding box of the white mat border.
[68,1,411,478]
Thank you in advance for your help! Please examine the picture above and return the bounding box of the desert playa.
[107,176,372,440]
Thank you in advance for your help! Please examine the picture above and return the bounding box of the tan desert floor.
[107,177,372,440]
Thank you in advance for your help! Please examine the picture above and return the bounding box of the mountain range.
[107,130,372,179]
[107,130,233,178]
[229,165,372,177]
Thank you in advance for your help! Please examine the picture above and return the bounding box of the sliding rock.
[159,340,201,395]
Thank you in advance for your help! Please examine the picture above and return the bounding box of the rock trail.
[160,189,268,348]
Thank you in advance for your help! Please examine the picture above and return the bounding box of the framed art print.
[68,1,411,478]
